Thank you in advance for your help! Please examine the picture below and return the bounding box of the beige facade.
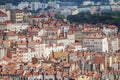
[11,10,24,23]
[74,31,83,42]
[83,37,109,52]
[77,75,90,80]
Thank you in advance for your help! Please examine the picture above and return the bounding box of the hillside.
[0,0,107,5]
[67,11,120,31]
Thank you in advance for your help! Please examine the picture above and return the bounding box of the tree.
[67,11,120,31]
[55,13,65,20]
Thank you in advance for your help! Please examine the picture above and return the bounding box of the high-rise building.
[11,10,24,23]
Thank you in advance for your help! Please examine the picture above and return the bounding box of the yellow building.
[49,51,69,62]
[105,54,115,68]
[114,52,120,63]
[77,75,90,80]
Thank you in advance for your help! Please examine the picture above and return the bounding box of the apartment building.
[49,51,69,62]
[11,10,24,23]
[83,34,108,52]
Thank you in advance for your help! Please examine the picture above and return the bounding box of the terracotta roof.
[2,56,11,61]
[0,11,7,17]
[94,73,100,79]
[82,29,102,33]
[18,35,27,38]
[93,54,105,65]
[5,63,16,69]
[107,25,117,29]
[17,70,24,75]
[15,10,23,13]
[0,20,13,25]
[84,33,105,39]
[0,39,3,45]
[41,64,51,69]
[29,15,47,18]
[45,70,55,75]
[9,69,16,74]
[28,28,40,33]
[17,41,27,45]
[33,72,39,76]
[87,71,94,76]
[7,31,16,36]
[67,46,75,49]
[57,71,62,76]
[72,42,81,45]
[64,63,70,67]
[25,71,31,78]
[1,70,8,74]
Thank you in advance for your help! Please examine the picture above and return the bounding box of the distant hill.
[0,0,107,5]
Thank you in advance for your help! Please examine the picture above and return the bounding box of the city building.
[83,1,95,6]
[83,33,109,52]
[11,10,24,23]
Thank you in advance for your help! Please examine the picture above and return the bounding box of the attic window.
[81,76,84,78]
[64,59,66,61]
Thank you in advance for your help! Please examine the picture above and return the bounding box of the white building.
[5,3,13,10]
[7,23,29,31]
[48,1,59,9]
[110,38,119,52]
[103,25,118,35]
[83,1,95,6]
[72,43,87,51]
[31,2,40,11]
[109,0,116,5]
[83,35,109,52]
[59,8,71,18]
[60,26,69,32]
[0,48,7,59]
[28,16,48,23]
[57,38,69,44]
[67,33,75,44]
[35,43,46,58]
[0,11,7,22]
[71,8,79,15]
[17,1,29,10]
[28,41,46,58]
[22,48,36,62]
[28,74,63,80]
[45,44,65,57]
[0,7,11,21]
[32,35,42,41]
[29,2,48,11]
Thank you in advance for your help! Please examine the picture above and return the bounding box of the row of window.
[84,42,102,44]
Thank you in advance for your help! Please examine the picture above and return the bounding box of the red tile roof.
[7,31,16,36]
[93,54,105,65]
[15,10,23,13]
[107,25,117,29]
[2,56,11,61]
[0,11,7,17]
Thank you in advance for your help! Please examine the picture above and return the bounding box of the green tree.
[67,11,120,31]
[55,13,65,20]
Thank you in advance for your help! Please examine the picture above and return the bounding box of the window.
[81,76,84,78]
